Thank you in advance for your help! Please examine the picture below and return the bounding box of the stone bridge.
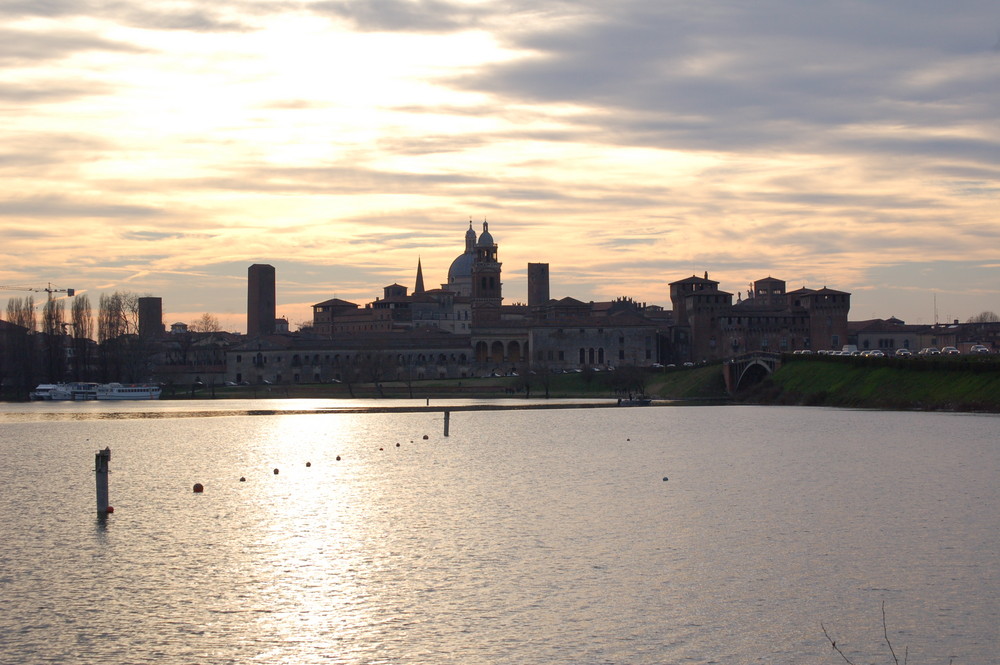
[722,351,783,393]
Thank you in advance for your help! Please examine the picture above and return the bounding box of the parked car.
[941,346,960,355]
[969,344,990,354]
[918,347,940,356]
[894,348,912,357]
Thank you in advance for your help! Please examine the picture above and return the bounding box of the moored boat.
[95,383,162,400]
[50,382,100,400]
[30,384,61,400]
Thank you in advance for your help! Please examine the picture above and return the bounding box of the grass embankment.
[741,355,1000,412]
[166,364,730,402]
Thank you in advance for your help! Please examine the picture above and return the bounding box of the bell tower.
[471,221,502,322]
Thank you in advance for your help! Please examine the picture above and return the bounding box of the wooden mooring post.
[443,410,450,437]
[95,447,112,516]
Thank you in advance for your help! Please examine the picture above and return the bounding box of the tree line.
[1,290,156,399]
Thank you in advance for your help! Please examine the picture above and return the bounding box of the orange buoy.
[193,483,204,493]
[336,455,341,461]
[273,468,279,475]
[239,476,246,482]
[306,461,311,467]
[106,506,115,513]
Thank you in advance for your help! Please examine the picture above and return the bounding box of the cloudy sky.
[3,0,998,332]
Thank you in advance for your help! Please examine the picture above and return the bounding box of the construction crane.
[1,283,75,298]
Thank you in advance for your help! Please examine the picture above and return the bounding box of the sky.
[2,0,999,333]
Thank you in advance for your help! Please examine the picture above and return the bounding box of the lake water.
[1,400,997,664]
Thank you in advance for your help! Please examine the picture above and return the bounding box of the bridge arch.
[737,361,771,390]
[724,352,782,393]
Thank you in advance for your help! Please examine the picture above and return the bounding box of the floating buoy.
[239,477,246,482]
[193,483,204,493]
[336,455,341,461]
[106,506,115,513]
[395,443,400,447]
[662,477,668,482]
[306,461,311,467]
[379,447,384,451]
[273,468,279,475]
[422,435,429,440]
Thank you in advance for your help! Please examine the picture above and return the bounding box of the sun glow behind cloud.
[2,1,999,331]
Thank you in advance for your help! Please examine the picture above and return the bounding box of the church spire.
[414,257,425,294]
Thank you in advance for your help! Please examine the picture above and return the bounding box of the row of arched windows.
[474,340,526,364]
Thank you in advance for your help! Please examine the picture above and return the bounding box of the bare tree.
[42,297,65,337]
[190,313,222,333]
[359,351,390,397]
[966,310,999,323]
[71,295,94,380]
[72,295,93,340]
[6,296,36,332]
[97,291,150,382]
[98,291,139,342]
[41,297,67,381]
[1,303,36,398]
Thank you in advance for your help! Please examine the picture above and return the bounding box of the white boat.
[30,384,61,400]
[50,382,100,400]
[95,383,162,400]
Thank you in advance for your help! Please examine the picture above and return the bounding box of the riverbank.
[738,355,1000,412]
[163,364,731,403]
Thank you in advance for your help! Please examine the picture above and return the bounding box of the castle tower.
[527,263,550,308]
[138,297,164,339]
[471,221,502,322]
[753,276,786,307]
[247,264,276,337]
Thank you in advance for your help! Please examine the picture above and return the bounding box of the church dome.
[448,222,477,281]
[476,221,495,247]
[448,252,475,280]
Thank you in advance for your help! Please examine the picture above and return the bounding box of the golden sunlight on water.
[0,403,997,664]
